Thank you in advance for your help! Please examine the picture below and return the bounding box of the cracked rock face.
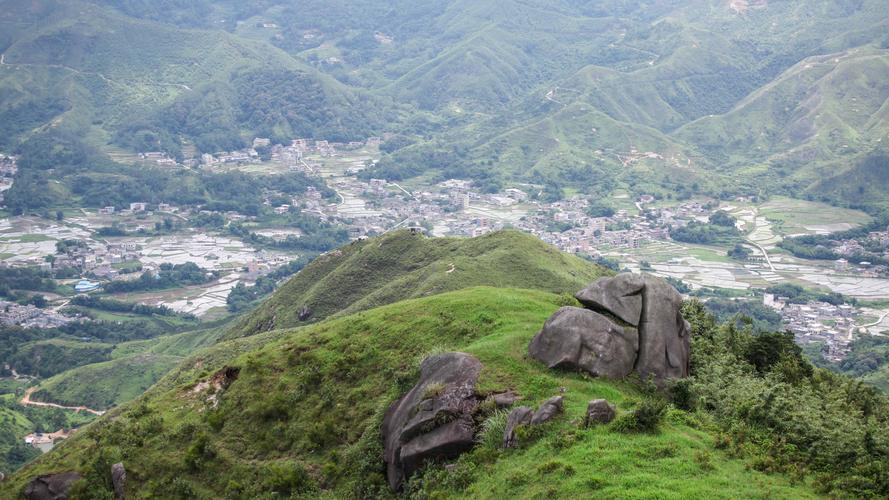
[111,462,126,499]
[382,352,483,490]
[529,307,638,379]
[575,272,645,326]
[532,273,689,384]
[634,276,691,382]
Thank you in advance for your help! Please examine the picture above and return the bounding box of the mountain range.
[2,0,889,210]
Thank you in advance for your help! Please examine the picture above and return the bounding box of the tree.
[727,244,751,261]
[709,210,737,227]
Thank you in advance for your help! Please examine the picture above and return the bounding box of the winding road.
[860,311,889,329]
[20,387,105,416]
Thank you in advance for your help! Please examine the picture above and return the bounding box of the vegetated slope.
[23,325,230,411]
[676,48,889,170]
[359,0,889,203]
[229,229,610,338]
[6,339,113,378]
[30,355,182,411]
[2,287,826,498]
[806,152,889,211]
[0,0,399,154]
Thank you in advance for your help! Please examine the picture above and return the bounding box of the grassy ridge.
[32,355,183,410]
[1,287,817,498]
[22,325,229,411]
[230,229,610,338]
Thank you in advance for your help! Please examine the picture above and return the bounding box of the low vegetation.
[4,286,886,497]
[230,229,610,338]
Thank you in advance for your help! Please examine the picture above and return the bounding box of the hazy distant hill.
[2,0,889,206]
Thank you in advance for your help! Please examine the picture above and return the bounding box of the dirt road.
[20,387,105,416]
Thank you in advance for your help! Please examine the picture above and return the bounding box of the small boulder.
[297,306,312,321]
[382,352,483,490]
[575,273,644,325]
[529,307,638,379]
[111,462,126,499]
[502,406,533,448]
[24,472,82,500]
[531,396,563,425]
[584,399,616,426]
[492,391,520,408]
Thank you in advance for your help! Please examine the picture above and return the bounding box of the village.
[2,138,889,363]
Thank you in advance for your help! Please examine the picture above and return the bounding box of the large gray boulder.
[528,307,638,379]
[534,273,690,384]
[575,273,644,325]
[382,352,483,490]
[23,472,82,500]
[634,276,690,382]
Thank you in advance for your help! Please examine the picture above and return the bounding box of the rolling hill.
[3,283,886,497]
[12,230,607,415]
[229,229,610,339]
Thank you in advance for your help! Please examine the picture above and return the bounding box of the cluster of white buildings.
[0,300,73,329]
[768,295,858,362]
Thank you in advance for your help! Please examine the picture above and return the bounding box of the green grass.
[111,260,142,271]
[758,197,872,235]
[230,229,610,339]
[686,246,733,264]
[2,287,817,498]
[32,355,183,410]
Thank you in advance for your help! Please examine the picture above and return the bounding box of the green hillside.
[18,324,230,412]
[31,355,182,411]
[3,0,889,209]
[3,286,886,497]
[676,48,889,169]
[229,229,610,338]
[0,0,400,154]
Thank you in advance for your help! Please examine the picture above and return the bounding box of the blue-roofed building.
[74,280,100,293]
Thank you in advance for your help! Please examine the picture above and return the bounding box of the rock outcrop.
[575,273,644,325]
[502,406,533,449]
[530,273,690,384]
[633,276,691,382]
[382,352,483,490]
[23,472,81,500]
[530,396,563,425]
[502,395,565,448]
[528,307,638,379]
[584,399,616,426]
[111,462,126,499]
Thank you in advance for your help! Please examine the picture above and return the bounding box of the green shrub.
[261,460,316,496]
[613,398,667,433]
[694,450,715,471]
[668,378,696,411]
[184,432,215,471]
